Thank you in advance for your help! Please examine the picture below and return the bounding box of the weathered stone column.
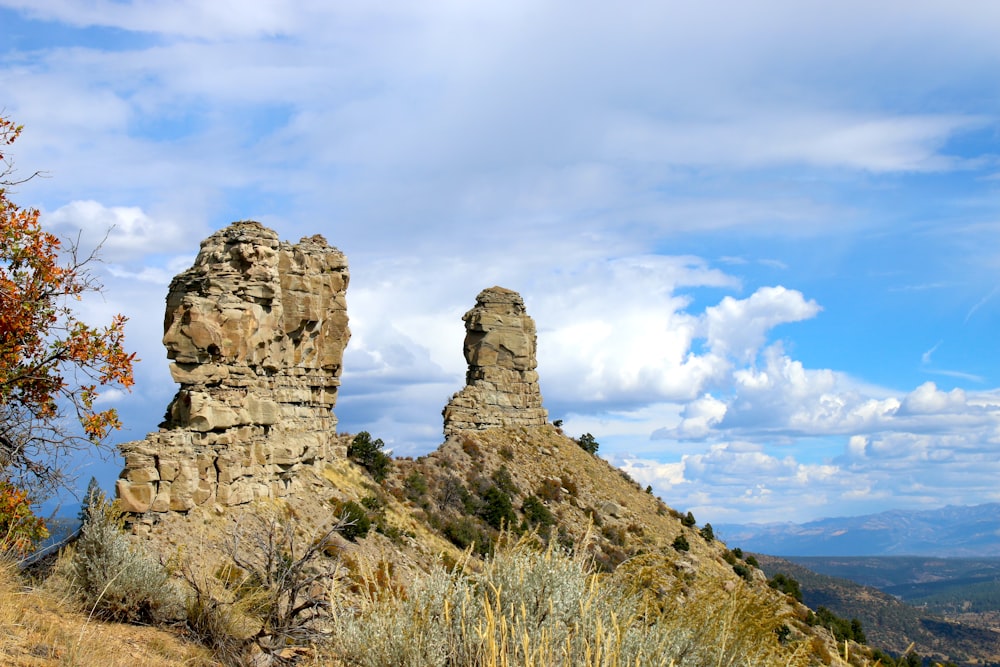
[442,286,548,437]
[117,221,350,514]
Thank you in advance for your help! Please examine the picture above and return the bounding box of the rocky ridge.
[117,221,350,522]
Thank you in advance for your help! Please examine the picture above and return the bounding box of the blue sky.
[3,1,1000,524]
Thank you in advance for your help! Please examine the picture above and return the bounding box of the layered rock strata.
[117,221,350,515]
[443,286,548,436]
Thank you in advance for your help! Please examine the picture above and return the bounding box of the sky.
[2,1,1000,525]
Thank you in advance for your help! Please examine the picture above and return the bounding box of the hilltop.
[3,222,931,665]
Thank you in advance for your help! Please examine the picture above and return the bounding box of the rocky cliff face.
[442,286,548,436]
[117,221,350,519]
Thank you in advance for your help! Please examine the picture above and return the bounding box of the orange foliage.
[0,480,47,556]
[0,114,136,491]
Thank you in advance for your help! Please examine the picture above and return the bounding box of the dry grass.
[329,537,811,667]
[0,560,212,667]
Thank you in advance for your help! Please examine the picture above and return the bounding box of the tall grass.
[331,539,809,666]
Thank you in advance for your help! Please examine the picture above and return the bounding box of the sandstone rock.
[118,221,350,514]
[443,287,548,437]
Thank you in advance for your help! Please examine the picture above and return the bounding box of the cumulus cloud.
[8,0,1000,523]
[44,200,196,262]
[703,287,820,362]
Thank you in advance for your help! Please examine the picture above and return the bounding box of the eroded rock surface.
[443,286,548,436]
[117,221,350,517]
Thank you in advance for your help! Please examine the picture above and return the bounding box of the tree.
[576,433,598,455]
[699,522,714,542]
[0,479,48,556]
[347,431,392,483]
[0,114,135,495]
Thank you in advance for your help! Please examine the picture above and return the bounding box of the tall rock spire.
[443,286,548,437]
[117,221,350,518]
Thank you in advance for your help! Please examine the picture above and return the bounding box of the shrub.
[575,433,599,455]
[769,573,803,602]
[0,480,47,557]
[331,542,808,666]
[699,522,715,542]
[672,534,690,552]
[435,474,470,512]
[745,555,759,568]
[681,511,696,527]
[334,500,372,541]
[348,431,392,482]
[536,477,563,502]
[403,471,429,503]
[602,524,627,547]
[443,517,491,555]
[491,465,519,497]
[65,489,180,623]
[559,474,577,496]
[733,563,753,581]
[814,606,866,644]
[479,486,517,531]
[460,438,481,460]
[185,507,345,664]
[521,496,555,528]
[499,445,515,460]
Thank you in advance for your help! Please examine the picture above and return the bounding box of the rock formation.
[443,286,548,437]
[117,221,350,518]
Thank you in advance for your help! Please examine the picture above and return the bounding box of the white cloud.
[43,200,196,262]
[703,287,821,362]
[900,381,969,416]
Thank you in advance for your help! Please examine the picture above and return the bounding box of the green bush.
[443,517,491,556]
[491,466,519,497]
[672,534,690,552]
[522,496,556,528]
[768,573,803,602]
[404,471,428,502]
[479,486,517,531]
[575,433,599,455]
[681,511,697,527]
[814,607,866,644]
[336,500,372,541]
[348,431,392,482]
[699,522,715,542]
[65,490,181,623]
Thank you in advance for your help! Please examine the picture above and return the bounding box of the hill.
[5,222,940,665]
[717,503,1000,557]
[757,554,1000,665]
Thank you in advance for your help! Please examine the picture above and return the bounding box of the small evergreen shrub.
[403,471,429,503]
[672,534,690,552]
[479,486,516,531]
[768,573,803,602]
[681,511,696,527]
[699,523,715,542]
[521,496,556,528]
[491,466,519,497]
[575,433,599,455]
[335,500,372,541]
[443,517,491,555]
[348,431,392,482]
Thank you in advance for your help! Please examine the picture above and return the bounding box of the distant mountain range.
[716,503,1000,557]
